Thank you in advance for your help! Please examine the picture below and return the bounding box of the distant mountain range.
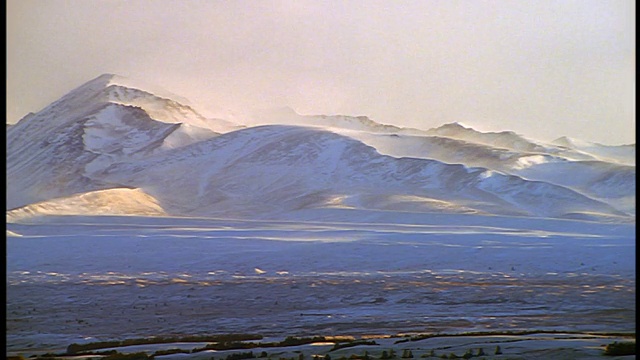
[6,74,635,222]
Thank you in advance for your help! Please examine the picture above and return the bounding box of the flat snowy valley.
[6,212,636,358]
[6,74,635,359]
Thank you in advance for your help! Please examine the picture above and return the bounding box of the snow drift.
[6,188,167,222]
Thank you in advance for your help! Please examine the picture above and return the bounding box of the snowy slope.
[425,122,598,161]
[553,136,635,165]
[6,188,166,222]
[6,102,176,209]
[247,106,426,135]
[104,75,242,134]
[425,122,552,152]
[243,115,634,215]
[515,160,636,215]
[6,75,635,358]
[6,213,636,354]
[94,125,624,220]
[335,131,527,171]
[6,74,236,210]
[333,130,635,215]
[7,74,634,221]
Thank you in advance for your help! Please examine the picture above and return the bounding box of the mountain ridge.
[6,74,635,222]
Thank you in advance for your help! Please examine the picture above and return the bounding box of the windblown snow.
[6,74,636,357]
[6,74,635,220]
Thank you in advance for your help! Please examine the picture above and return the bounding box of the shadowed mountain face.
[6,74,635,222]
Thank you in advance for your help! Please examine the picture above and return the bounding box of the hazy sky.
[7,0,636,145]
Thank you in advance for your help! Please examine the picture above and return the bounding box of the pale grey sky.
[6,0,636,145]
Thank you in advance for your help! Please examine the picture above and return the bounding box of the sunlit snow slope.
[6,188,166,222]
[6,74,240,210]
[6,74,635,222]
[322,127,635,215]
[92,124,624,220]
[245,110,635,217]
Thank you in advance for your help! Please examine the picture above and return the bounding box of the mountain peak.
[429,122,473,133]
[447,122,469,128]
[435,122,473,131]
[552,136,573,147]
[81,73,138,90]
[551,136,593,149]
[63,73,120,95]
[62,73,190,107]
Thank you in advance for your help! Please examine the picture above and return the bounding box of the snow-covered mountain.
[328,130,635,215]
[94,124,624,219]
[6,74,635,222]
[247,106,426,135]
[552,136,635,165]
[245,110,635,215]
[6,74,241,209]
[6,188,166,223]
[424,122,598,160]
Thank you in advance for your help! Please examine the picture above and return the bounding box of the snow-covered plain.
[6,212,635,357]
[6,74,636,358]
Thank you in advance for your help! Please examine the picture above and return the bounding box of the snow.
[82,104,163,155]
[512,154,549,169]
[6,212,635,356]
[514,161,636,215]
[6,74,636,358]
[5,74,233,210]
[160,123,219,150]
[105,74,194,106]
[425,123,600,162]
[246,107,425,135]
[7,74,634,218]
[553,136,636,165]
[322,129,634,216]
[6,188,167,222]
[82,124,626,220]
